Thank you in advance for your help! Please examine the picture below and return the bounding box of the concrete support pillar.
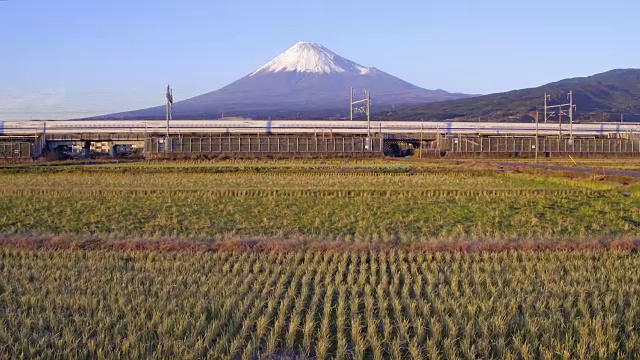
[81,141,91,158]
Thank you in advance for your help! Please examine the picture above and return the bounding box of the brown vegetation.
[1,235,638,254]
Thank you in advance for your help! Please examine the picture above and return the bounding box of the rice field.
[1,189,638,241]
[0,163,637,242]
[2,248,639,359]
[1,160,640,359]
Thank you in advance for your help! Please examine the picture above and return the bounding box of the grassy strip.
[0,169,620,191]
[0,191,637,241]
[0,160,636,241]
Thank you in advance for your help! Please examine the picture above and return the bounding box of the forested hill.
[383,69,640,122]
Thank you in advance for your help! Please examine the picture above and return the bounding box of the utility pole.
[41,121,47,157]
[568,90,574,143]
[166,85,173,138]
[544,93,549,124]
[420,122,424,159]
[558,101,566,138]
[350,88,372,151]
[350,87,353,121]
[544,91,574,139]
[366,90,371,147]
[535,111,539,163]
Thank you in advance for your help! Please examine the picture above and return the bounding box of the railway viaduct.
[1,120,639,160]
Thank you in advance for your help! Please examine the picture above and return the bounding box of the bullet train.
[0,119,638,137]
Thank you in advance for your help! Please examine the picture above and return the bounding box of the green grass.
[2,248,639,359]
[0,190,636,241]
[0,170,611,190]
[0,162,637,241]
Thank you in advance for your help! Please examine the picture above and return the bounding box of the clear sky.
[1,0,638,119]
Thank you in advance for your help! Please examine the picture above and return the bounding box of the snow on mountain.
[97,42,472,119]
[250,42,373,76]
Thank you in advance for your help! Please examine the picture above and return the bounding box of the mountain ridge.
[384,69,640,122]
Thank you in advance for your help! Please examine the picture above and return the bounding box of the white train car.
[1,119,639,137]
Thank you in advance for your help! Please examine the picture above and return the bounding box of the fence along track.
[0,188,603,198]
[145,135,384,155]
[0,142,31,159]
[444,136,640,154]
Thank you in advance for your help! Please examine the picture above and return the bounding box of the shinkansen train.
[0,119,639,137]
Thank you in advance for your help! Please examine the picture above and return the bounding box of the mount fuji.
[101,42,471,119]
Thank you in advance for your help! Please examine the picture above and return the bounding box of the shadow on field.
[1,236,639,254]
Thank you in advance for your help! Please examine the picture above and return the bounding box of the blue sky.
[1,0,638,119]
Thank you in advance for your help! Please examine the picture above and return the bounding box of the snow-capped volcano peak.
[101,41,471,120]
[250,42,374,76]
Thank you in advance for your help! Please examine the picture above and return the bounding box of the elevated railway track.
[0,119,639,159]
